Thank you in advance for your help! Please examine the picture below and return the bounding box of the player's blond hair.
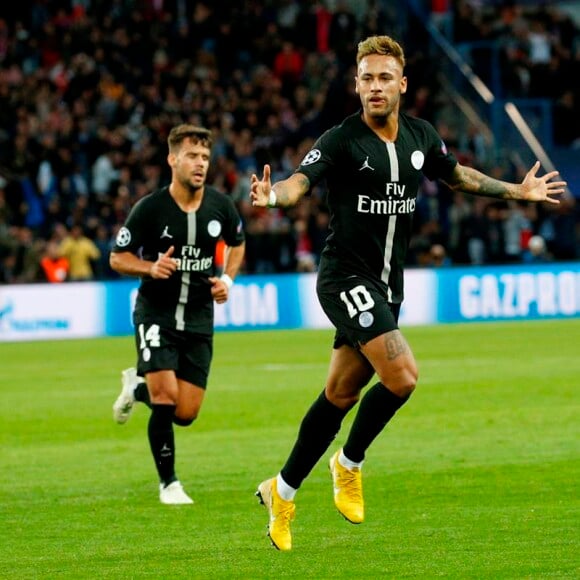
[168,124,213,153]
[356,35,406,70]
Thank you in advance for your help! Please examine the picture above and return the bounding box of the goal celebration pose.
[250,35,565,550]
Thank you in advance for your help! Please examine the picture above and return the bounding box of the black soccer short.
[133,322,213,388]
[317,275,401,349]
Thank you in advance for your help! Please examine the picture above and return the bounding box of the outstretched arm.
[445,161,567,204]
[250,164,310,208]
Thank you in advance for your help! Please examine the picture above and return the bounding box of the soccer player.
[250,35,566,550]
[110,124,245,505]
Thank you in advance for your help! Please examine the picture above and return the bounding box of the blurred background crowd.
[0,0,578,284]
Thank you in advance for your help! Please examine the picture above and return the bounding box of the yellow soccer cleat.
[329,450,364,524]
[256,478,295,551]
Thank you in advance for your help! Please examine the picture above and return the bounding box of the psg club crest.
[358,311,374,328]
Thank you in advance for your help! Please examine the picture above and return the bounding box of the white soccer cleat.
[112,367,139,424]
[159,481,194,505]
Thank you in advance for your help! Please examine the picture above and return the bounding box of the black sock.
[148,404,177,487]
[134,383,151,408]
[135,384,190,426]
[343,382,409,463]
[281,390,349,489]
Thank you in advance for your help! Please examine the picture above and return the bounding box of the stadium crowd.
[0,0,578,284]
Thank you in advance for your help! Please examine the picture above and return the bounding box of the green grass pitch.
[1,320,579,578]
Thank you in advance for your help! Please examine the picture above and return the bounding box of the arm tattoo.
[274,174,310,206]
[296,173,310,192]
[451,165,515,200]
[384,330,409,360]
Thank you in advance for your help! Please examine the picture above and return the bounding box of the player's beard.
[366,107,391,128]
[368,110,388,125]
[178,171,205,194]
[181,172,205,193]
[185,180,203,194]
[366,94,399,123]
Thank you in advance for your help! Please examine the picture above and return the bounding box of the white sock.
[339,449,364,470]
[276,474,297,501]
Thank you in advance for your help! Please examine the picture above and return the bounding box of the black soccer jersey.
[112,185,245,334]
[297,110,457,303]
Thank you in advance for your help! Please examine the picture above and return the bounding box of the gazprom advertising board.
[437,263,580,323]
[0,263,578,342]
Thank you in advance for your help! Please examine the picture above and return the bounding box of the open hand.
[522,161,567,204]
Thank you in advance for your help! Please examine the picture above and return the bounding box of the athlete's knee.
[173,407,200,426]
[396,372,418,398]
[379,361,418,398]
[326,389,359,410]
[325,381,364,410]
[150,393,179,406]
[173,415,195,427]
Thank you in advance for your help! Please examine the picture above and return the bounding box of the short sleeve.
[421,122,457,182]
[221,197,245,247]
[294,126,342,188]
[111,197,149,253]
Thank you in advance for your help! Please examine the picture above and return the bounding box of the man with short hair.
[251,35,565,550]
[110,124,245,504]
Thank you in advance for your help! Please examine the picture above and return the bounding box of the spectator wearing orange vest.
[40,240,69,282]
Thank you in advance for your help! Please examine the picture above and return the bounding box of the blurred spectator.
[91,149,122,200]
[11,226,42,282]
[272,40,304,98]
[430,0,453,39]
[538,197,578,260]
[447,192,472,262]
[522,234,552,264]
[503,201,534,262]
[553,90,580,147]
[430,243,452,267]
[483,202,508,264]
[295,1,333,53]
[458,198,491,265]
[92,223,117,280]
[328,0,358,61]
[0,252,17,284]
[58,224,100,281]
[39,240,69,282]
[293,217,316,272]
[409,237,434,267]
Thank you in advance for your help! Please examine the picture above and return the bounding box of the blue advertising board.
[437,262,580,323]
[1,265,578,343]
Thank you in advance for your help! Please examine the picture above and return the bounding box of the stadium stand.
[0,0,578,283]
